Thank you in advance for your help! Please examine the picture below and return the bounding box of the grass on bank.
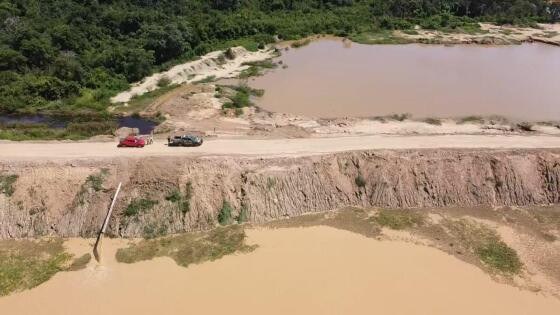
[0,120,118,141]
[350,30,412,45]
[373,209,425,230]
[115,225,256,268]
[221,85,265,113]
[239,59,278,79]
[0,239,90,296]
[444,219,522,274]
[114,83,179,114]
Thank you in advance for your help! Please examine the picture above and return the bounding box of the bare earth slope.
[2,149,560,238]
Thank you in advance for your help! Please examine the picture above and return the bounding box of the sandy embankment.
[0,227,559,315]
[397,23,560,45]
[111,47,275,103]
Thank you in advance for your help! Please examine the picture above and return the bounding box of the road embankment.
[1,149,559,238]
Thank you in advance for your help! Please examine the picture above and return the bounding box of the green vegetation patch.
[85,168,109,192]
[373,209,425,230]
[125,198,158,217]
[76,169,109,205]
[0,120,118,141]
[116,225,256,268]
[350,30,411,45]
[0,239,71,296]
[443,219,522,274]
[355,175,367,188]
[239,60,278,79]
[218,201,234,225]
[192,76,216,84]
[222,85,264,110]
[67,253,91,271]
[165,182,193,214]
[116,84,179,114]
[475,241,523,273]
[237,204,249,224]
[0,174,18,197]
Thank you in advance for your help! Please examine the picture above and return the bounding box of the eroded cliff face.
[1,149,559,238]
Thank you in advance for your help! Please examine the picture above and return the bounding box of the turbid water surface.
[250,40,560,120]
[1,226,559,315]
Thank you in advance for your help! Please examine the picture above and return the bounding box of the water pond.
[0,115,158,134]
[250,39,560,120]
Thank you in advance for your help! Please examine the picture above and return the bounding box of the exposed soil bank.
[111,47,275,104]
[1,227,559,315]
[1,149,560,238]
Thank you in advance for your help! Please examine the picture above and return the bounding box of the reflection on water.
[0,115,68,128]
[117,116,158,134]
[0,115,158,134]
[250,40,560,120]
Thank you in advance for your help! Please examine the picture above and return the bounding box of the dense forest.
[0,0,558,116]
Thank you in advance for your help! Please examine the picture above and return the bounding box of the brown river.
[250,39,560,120]
[1,226,559,315]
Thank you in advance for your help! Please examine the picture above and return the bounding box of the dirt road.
[2,134,560,160]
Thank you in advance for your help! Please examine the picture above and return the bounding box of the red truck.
[117,136,146,148]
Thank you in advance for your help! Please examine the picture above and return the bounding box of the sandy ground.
[111,47,275,103]
[397,23,560,46]
[1,226,559,315]
[2,134,560,160]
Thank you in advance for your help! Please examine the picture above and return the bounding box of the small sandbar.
[1,226,559,314]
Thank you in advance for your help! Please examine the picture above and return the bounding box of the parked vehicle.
[137,134,154,145]
[168,135,203,147]
[118,136,146,148]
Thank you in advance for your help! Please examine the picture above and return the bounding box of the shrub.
[291,39,311,48]
[424,118,442,126]
[166,182,193,214]
[516,122,534,132]
[157,76,171,87]
[389,113,411,121]
[237,205,249,223]
[85,169,108,192]
[355,175,366,187]
[125,199,158,216]
[218,201,233,225]
[459,116,484,124]
[0,174,18,196]
[165,190,181,203]
[225,47,236,60]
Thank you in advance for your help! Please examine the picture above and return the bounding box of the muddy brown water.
[249,39,560,120]
[1,227,559,315]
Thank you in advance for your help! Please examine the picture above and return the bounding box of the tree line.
[0,0,558,115]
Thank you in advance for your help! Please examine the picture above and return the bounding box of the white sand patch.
[111,47,275,103]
